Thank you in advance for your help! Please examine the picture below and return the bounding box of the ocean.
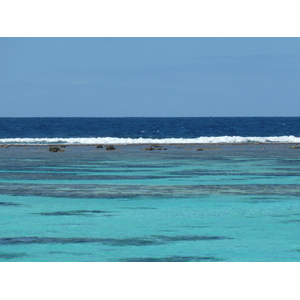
[1,117,300,262]
[1,117,300,144]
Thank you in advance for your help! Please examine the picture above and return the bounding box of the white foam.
[1,135,300,145]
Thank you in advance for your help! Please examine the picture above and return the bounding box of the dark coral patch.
[119,256,224,262]
[0,201,22,206]
[35,210,110,216]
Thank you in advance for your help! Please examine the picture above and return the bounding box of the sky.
[1,37,300,117]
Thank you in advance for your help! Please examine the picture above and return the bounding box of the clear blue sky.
[1,37,300,117]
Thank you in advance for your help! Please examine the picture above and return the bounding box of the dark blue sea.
[1,117,300,262]
[0,117,300,144]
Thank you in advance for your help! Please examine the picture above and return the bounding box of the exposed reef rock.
[289,145,300,149]
[106,145,116,151]
[48,146,64,152]
[96,145,103,148]
[142,145,167,151]
[142,146,155,151]
[196,148,220,151]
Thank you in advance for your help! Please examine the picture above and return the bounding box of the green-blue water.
[1,144,300,261]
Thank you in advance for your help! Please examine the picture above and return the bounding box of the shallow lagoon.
[1,144,300,261]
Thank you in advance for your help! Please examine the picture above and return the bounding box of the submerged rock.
[106,145,116,151]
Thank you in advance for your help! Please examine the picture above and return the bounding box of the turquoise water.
[1,144,300,261]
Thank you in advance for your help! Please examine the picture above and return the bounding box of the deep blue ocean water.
[1,117,300,261]
[1,117,300,144]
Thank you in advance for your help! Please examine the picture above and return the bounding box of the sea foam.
[1,136,300,145]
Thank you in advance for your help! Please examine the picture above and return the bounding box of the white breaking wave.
[1,136,300,145]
